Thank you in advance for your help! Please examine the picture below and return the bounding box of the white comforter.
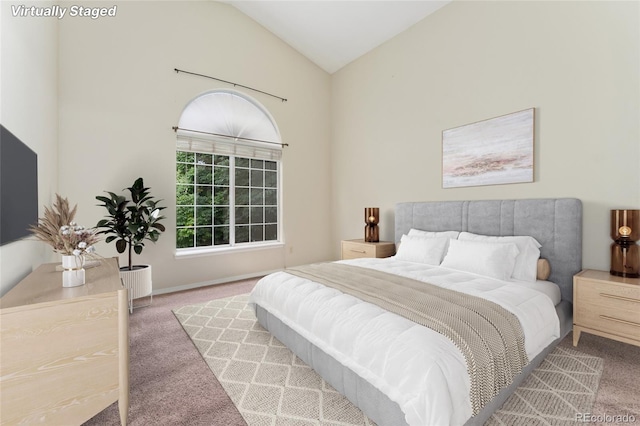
[248,258,560,426]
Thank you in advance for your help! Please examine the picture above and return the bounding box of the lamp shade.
[611,210,640,241]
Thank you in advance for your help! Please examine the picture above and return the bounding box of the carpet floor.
[173,294,604,426]
[84,278,640,426]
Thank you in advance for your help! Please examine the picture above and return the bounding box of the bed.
[249,198,582,426]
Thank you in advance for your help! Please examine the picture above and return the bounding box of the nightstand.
[573,269,640,347]
[341,239,395,260]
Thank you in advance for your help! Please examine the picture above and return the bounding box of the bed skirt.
[254,300,572,426]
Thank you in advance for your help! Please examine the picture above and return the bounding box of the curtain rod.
[173,126,289,147]
[174,68,288,103]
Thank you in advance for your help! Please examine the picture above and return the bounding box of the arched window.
[175,90,282,252]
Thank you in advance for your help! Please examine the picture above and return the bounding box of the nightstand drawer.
[342,243,375,259]
[341,239,395,260]
[575,280,640,311]
[575,303,640,341]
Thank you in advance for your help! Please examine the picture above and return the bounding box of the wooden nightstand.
[573,269,640,347]
[341,239,395,260]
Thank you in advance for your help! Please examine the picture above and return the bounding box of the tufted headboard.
[395,198,583,302]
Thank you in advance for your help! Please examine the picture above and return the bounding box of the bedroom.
[1,0,638,424]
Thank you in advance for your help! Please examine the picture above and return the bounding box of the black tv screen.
[1,125,38,245]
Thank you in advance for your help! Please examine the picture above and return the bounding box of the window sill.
[175,241,285,259]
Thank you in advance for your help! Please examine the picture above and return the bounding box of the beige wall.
[3,1,637,295]
[56,1,332,293]
[0,2,59,296]
[330,1,640,271]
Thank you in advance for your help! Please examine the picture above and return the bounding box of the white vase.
[61,255,85,287]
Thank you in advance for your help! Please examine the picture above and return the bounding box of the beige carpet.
[174,294,603,426]
[486,346,603,425]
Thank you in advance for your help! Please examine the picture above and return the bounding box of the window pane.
[214,226,229,245]
[235,168,249,186]
[235,226,249,243]
[196,227,212,247]
[251,188,264,206]
[176,163,194,184]
[176,206,194,227]
[177,151,194,163]
[265,224,277,241]
[265,189,277,206]
[235,188,249,206]
[214,186,229,205]
[251,207,264,223]
[250,225,264,242]
[196,165,212,184]
[214,155,229,166]
[196,207,212,226]
[176,228,194,248]
[264,171,277,188]
[251,170,263,187]
[177,185,194,205]
[236,207,249,224]
[251,225,264,242]
[265,206,277,223]
[196,153,212,165]
[196,186,212,205]
[214,167,229,185]
[214,207,229,225]
[176,149,280,250]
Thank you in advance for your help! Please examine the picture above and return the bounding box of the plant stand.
[120,264,153,314]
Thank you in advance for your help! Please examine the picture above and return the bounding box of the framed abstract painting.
[442,108,535,188]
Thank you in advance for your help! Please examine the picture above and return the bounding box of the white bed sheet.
[248,258,560,426]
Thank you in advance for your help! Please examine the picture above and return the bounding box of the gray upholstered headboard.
[395,198,582,302]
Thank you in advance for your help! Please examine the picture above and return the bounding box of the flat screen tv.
[1,124,38,245]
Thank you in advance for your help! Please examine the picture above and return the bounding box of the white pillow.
[408,229,459,253]
[394,235,449,265]
[440,239,520,281]
[408,229,460,240]
[458,232,541,283]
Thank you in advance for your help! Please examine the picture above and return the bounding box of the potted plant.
[96,177,166,310]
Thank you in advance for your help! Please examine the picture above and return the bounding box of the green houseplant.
[96,177,166,270]
[96,178,165,311]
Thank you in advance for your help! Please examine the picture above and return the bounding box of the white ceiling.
[227,1,451,74]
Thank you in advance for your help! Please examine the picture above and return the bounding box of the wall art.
[442,108,534,188]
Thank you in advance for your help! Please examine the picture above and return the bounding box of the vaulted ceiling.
[227,1,451,74]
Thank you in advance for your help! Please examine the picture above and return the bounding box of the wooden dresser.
[573,269,640,347]
[341,239,396,260]
[0,258,129,425]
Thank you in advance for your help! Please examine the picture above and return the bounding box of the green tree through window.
[176,151,279,249]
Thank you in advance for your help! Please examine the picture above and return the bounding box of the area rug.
[174,294,603,426]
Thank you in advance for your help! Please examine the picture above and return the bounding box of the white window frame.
[174,90,284,257]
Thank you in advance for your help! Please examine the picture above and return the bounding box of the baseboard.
[152,269,282,296]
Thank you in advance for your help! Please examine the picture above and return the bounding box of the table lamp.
[610,209,639,278]
[364,207,379,243]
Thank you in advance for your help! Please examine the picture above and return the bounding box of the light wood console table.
[0,257,129,425]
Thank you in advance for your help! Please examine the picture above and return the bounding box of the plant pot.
[119,264,153,313]
[61,255,85,287]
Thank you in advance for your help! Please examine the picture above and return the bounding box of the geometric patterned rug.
[173,294,603,426]
[486,346,603,426]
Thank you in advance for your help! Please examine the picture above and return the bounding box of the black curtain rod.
[173,126,289,147]
[174,68,288,103]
